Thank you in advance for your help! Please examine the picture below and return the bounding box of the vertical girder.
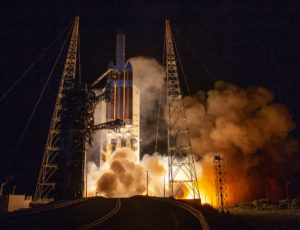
[165,20,200,200]
[213,155,227,212]
[34,17,80,201]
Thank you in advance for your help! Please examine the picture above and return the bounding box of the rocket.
[98,32,140,167]
[106,32,133,124]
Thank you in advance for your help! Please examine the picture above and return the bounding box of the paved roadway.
[0,196,209,230]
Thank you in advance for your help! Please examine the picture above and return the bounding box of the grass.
[180,199,300,230]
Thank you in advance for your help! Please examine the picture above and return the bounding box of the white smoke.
[183,81,297,202]
[128,57,165,146]
[87,148,169,197]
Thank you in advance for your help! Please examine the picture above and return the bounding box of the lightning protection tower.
[213,155,228,212]
[34,17,94,201]
[165,20,200,200]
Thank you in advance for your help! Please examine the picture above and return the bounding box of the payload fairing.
[98,33,140,165]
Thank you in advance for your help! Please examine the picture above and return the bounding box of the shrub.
[291,198,300,209]
[252,199,271,210]
[238,202,255,209]
[278,199,288,209]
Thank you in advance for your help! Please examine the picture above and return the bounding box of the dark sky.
[0,0,299,195]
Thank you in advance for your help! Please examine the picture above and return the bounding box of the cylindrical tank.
[125,62,133,123]
[106,69,118,121]
[106,33,133,124]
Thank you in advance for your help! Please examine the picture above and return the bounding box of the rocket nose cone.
[117,29,125,36]
[107,61,115,69]
[125,62,132,71]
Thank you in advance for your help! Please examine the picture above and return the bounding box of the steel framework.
[165,20,200,199]
[34,17,126,200]
[213,155,227,212]
[34,17,80,200]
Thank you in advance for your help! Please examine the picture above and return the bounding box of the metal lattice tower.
[34,17,80,200]
[213,155,228,212]
[165,20,200,200]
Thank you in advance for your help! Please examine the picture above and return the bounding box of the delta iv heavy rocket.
[98,32,140,166]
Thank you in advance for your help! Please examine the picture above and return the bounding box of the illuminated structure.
[96,32,140,165]
[213,155,227,212]
[165,20,200,200]
[34,17,124,201]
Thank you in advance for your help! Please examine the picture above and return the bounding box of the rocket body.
[106,63,133,123]
[98,32,140,166]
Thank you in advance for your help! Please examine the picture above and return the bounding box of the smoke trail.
[183,81,298,203]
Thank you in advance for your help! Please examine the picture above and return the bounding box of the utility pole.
[85,160,88,198]
[163,175,165,198]
[234,191,237,205]
[286,182,290,209]
[248,189,251,202]
[0,183,5,196]
[146,171,148,196]
[265,184,269,200]
[249,188,252,214]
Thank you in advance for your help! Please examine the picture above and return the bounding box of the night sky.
[0,1,299,196]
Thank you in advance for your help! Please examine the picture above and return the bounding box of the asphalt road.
[0,196,206,230]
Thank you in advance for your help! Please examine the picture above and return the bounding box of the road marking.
[150,197,210,230]
[78,198,121,230]
[168,207,179,230]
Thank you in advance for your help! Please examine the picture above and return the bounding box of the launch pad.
[33,17,199,201]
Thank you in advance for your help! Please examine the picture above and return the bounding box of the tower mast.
[213,155,227,212]
[165,20,200,199]
[34,17,80,200]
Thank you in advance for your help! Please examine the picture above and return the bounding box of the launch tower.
[34,17,125,201]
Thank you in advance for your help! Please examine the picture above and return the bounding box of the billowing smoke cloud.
[128,57,165,147]
[87,148,175,198]
[183,81,298,203]
[88,56,298,203]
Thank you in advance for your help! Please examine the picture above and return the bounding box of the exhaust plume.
[88,148,169,197]
[183,81,298,203]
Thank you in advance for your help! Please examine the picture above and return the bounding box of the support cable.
[154,88,162,154]
[0,21,72,102]
[13,24,73,157]
[78,30,82,84]
[172,28,216,82]
[154,36,166,154]
[173,34,192,96]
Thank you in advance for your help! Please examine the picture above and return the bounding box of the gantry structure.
[34,17,124,201]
